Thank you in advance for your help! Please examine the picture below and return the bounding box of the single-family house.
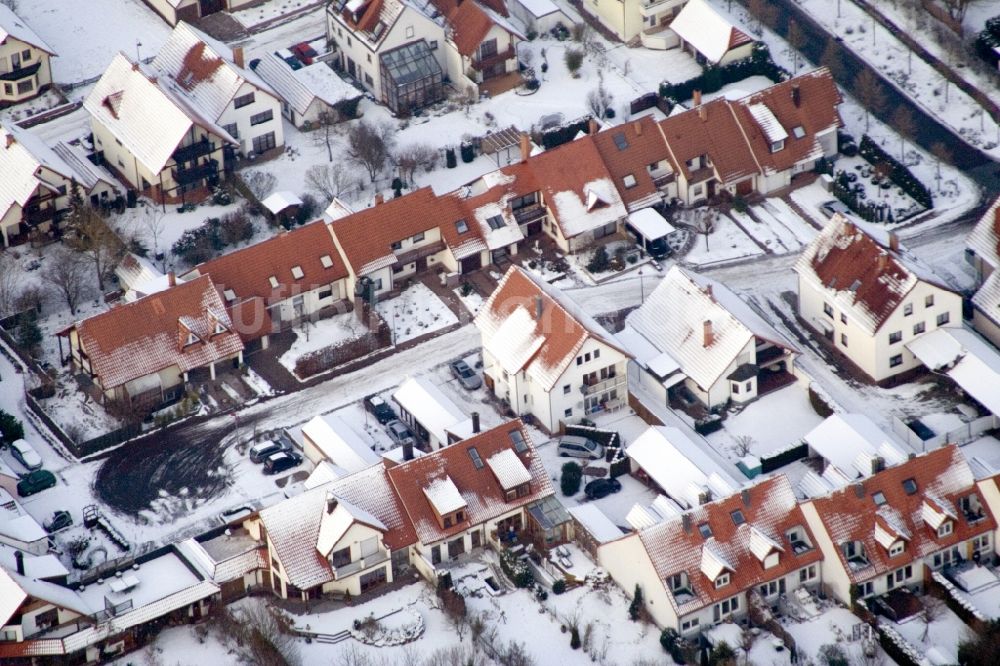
[180,220,350,349]
[391,375,473,449]
[251,54,362,128]
[325,0,447,114]
[965,197,1000,347]
[669,0,754,65]
[142,0,259,26]
[599,475,823,637]
[476,265,633,432]
[149,22,284,159]
[299,413,381,471]
[907,327,1000,418]
[176,530,269,602]
[57,274,245,410]
[434,0,524,96]
[795,214,962,383]
[0,124,119,246]
[800,445,996,607]
[623,265,798,411]
[576,0,685,46]
[0,4,55,105]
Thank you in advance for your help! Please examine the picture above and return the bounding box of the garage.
[460,254,482,273]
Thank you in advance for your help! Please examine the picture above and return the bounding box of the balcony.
[639,0,673,16]
[22,205,56,226]
[394,239,445,265]
[172,138,216,164]
[471,45,515,72]
[0,61,41,82]
[581,374,626,396]
[756,345,788,367]
[651,172,675,189]
[173,159,219,186]
[513,204,546,225]
[333,549,390,579]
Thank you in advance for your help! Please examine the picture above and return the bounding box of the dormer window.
[786,527,812,554]
[960,494,985,522]
[842,540,868,567]
[186,332,198,345]
[714,573,730,588]
[938,521,953,537]
[668,572,691,595]
[214,321,227,335]
[770,139,784,153]
[320,254,334,268]
[889,541,905,557]
[291,265,304,280]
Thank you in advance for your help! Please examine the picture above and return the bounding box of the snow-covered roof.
[0,566,90,628]
[486,448,532,490]
[317,493,387,556]
[324,196,354,221]
[423,475,467,516]
[115,253,164,292]
[262,190,303,215]
[626,265,796,390]
[253,55,360,116]
[50,142,119,193]
[511,0,562,17]
[304,459,350,489]
[568,504,624,543]
[626,426,739,509]
[746,103,788,144]
[0,489,45,545]
[551,177,627,238]
[615,324,683,380]
[906,327,1000,417]
[0,4,55,54]
[627,207,676,240]
[803,414,908,479]
[0,545,68,580]
[972,269,1000,328]
[626,497,683,529]
[301,413,380,473]
[700,540,733,579]
[669,0,752,64]
[84,53,236,176]
[748,525,783,561]
[966,196,1000,271]
[392,375,470,444]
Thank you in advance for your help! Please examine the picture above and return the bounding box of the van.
[557,435,603,460]
[250,440,287,463]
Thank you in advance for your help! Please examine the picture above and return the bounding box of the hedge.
[831,171,895,224]
[540,117,592,150]
[760,442,808,473]
[658,43,788,103]
[858,135,933,209]
[975,16,1000,67]
[808,385,834,418]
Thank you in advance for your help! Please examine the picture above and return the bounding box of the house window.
[840,313,847,324]
[692,184,703,197]
[731,510,745,526]
[938,521,953,537]
[487,215,504,230]
[563,384,571,394]
[840,333,847,347]
[391,240,403,250]
[913,322,925,335]
[321,254,334,268]
[823,302,833,318]
[668,572,691,594]
[888,331,902,344]
[715,573,730,588]
[3,83,10,95]
[889,354,903,368]
[431,545,441,565]
[406,25,414,38]
[759,580,778,597]
[925,295,934,307]
[372,278,383,290]
[252,132,276,154]
[889,541,905,557]
[903,303,913,316]
[936,312,950,326]
[732,383,740,395]
[902,478,917,495]
[872,491,887,506]
[479,38,498,59]
[623,174,637,189]
[223,123,238,139]
[681,618,699,632]
[20,49,30,61]
[471,530,481,548]
[799,564,816,582]
[16,79,32,94]
[444,515,452,528]
[364,72,373,86]
[268,276,279,288]
[593,349,600,359]
[973,534,991,554]
[564,408,572,417]
[234,92,255,108]
[291,265,304,279]
[859,581,874,598]
[430,40,438,49]
[770,139,784,152]
[250,110,274,126]
[318,287,333,300]
[698,523,712,539]
[576,356,583,366]
[367,54,372,64]
[330,547,351,567]
[413,232,425,242]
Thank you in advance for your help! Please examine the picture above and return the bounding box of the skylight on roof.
[291,265,304,280]
[873,491,887,506]
[902,478,918,495]
[455,219,469,233]
[698,522,712,539]
[613,133,628,151]
[268,276,279,288]
[468,446,484,469]
[792,126,805,139]
[731,509,745,526]
[223,289,236,302]
[320,254,333,268]
[508,429,528,453]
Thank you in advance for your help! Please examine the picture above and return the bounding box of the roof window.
[320,254,333,268]
[291,265,304,280]
[698,522,712,539]
[613,133,628,150]
[873,491,887,506]
[486,215,504,230]
[468,446,484,469]
[902,478,918,495]
[455,219,469,233]
[508,429,528,453]
[268,276,279,288]
[731,509,745,526]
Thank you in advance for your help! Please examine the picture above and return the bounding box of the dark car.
[584,477,622,500]
[17,469,56,497]
[290,42,318,65]
[249,439,289,464]
[364,395,397,425]
[43,510,73,533]
[449,359,482,390]
[274,49,302,70]
[263,451,302,475]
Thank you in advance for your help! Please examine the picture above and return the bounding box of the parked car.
[557,435,604,460]
[10,439,42,471]
[43,510,73,533]
[249,439,289,464]
[385,420,415,447]
[274,48,302,70]
[17,469,56,497]
[584,477,622,500]
[819,200,850,219]
[364,395,397,424]
[450,359,482,390]
[290,42,318,65]
[263,451,302,475]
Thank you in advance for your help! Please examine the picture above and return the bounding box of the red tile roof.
[658,98,759,185]
[637,475,822,615]
[591,117,672,210]
[806,445,995,584]
[67,275,243,390]
[447,1,499,58]
[385,419,553,544]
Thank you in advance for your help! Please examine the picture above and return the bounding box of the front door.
[200,0,224,15]
[460,254,482,273]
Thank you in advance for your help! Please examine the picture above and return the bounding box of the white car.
[10,439,42,471]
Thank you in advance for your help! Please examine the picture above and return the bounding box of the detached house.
[577,0,684,45]
[0,4,55,106]
[58,275,244,410]
[965,196,1000,348]
[476,266,633,432]
[622,265,798,410]
[795,214,962,383]
[252,53,362,129]
[800,445,996,607]
[0,124,119,246]
[599,475,823,637]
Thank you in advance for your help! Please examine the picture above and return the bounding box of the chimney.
[633,120,642,136]
[871,456,884,475]
[588,117,599,135]
[374,193,384,205]
[791,83,801,108]
[519,132,531,163]
[692,89,702,106]
[402,439,414,461]
[232,46,245,69]
[888,232,899,252]
[132,60,140,71]
[703,284,714,301]
[4,133,13,149]
[698,105,707,122]
[325,492,338,514]
[741,488,751,507]
[534,294,543,320]
[681,513,692,534]
[843,220,856,235]
[471,411,480,434]
[877,253,888,271]
[702,320,714,347]
[14,550,24,576]
[167,271,176,287]
[853,483,865,498]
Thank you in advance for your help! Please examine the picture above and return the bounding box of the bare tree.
[931,142,951,189]
[64,207,125,292]
[347,120,395,183]
[941,0,970,21]
[891,107,917,161]
[0,252,22,318]
[820,42,846,81]
[236,601,301,666]
[243,170,277,202]
[305,163,352,201]
[732,435,755,458]
[141,206,168,270]
[922,596,944,642]
[394,143,438,185]
[0,0,17,10]
[787,20,807,71]
[854,69,887,133]
[43,248,90,315]
[747,0,778,34]
[586,77,613,120]
[313,111,340,162]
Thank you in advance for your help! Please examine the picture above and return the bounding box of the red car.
[290,42,318,66]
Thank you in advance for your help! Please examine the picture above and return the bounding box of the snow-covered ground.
[232,0,321,29]
[782,602,885,663]
[375,283,459,345]
[683,210,765,267]
[278,311,370,375]
[890,601,969,666]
